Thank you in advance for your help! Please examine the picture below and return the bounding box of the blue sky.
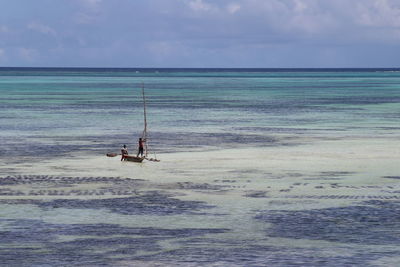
[0,0,400,68]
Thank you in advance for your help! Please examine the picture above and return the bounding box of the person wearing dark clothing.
[137,138,146,157]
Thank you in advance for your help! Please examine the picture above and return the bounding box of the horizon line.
[1,66,399,70]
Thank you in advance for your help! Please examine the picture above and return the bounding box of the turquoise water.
[0,68,400,266]
[1,68,399,158]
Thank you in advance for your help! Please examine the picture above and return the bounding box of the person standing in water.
[121,144,128,161]
[137,138,146,157]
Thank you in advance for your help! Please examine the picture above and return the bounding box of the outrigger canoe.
[106,83,160,163]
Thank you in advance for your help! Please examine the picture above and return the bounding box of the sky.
[0,0,400,68]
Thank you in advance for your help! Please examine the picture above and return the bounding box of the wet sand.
[1,137,399,266]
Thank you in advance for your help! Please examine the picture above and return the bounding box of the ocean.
[0,68,399,266]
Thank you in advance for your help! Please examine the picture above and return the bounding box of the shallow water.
[0,68,400,266]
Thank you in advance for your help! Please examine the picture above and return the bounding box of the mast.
[141,82,148,157]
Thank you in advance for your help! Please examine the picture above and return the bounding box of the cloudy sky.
[0,0,400,68]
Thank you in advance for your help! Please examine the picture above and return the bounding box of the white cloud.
[3,0,400,67]
[185,0,241,15]
[79,0,102,8]
[188,0,215,12]
[84,0,101,4]
[293,0,307,12]
[73,0,103,24]
[227,3,241,14]
[356,0,400,27]
[27,22,56,36]
[288,1,335,34]
[210,0,400,41]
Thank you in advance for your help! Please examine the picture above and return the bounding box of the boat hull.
[123,155,145,163]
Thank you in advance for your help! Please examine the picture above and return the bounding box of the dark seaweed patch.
[0,219,229,266]
[0,175,143,186]
[159,182,225,191]
[245,191,269,198]
[0,129,293,162]
[1,219,227,239]
[133,244,388,267]
[0,191,214,216]
[39,193,213,215]
[319,171,356,176]
[304,171,356,181]
[157,131,283,151]
[285,195,399,200]
[0,175,230,197]
[383,176,400,180]
[256,200,400,245]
